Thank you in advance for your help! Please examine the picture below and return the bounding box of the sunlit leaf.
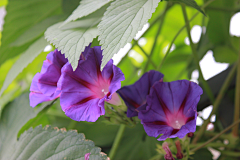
[62,0,111,26]
[98,0,161,69]
[45,20,98,70]
[0,37,48,96]
[163,0,205,15]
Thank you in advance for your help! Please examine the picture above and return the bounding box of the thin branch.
[192,63,238,143]
[232,41,240,137]
[191,119,240,153]
[109,124,126,159]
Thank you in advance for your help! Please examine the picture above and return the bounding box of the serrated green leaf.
[0,37,48,96]
[45,20,98,70]
[0,93,53,160]
[0,0,61,65]
[62,0,111,26]
[98,0,161,69]
[163,0,205,15]
[9,125,108,160]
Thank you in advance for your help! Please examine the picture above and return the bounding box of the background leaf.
[0,37,48,96]
[9,125,108,160]
[0,0,61,65]
[163,0,205,15]
[98,0,161,69]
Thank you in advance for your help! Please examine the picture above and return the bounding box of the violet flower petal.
[58,47,124,122]
[139,80,203,141]
[117,70,163,117]
[38,50,67,97]
[29,73,51,107]
[29,49,68,107]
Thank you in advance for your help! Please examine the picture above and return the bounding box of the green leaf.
[0,87,18,118]
[62,0,111,26]
[213,45,238,64]
[45,20,98,70]
[114,123,159,160]
[98,0,161,69]
[193,148,212,160]
[0,93,53,160]
[11,15,64,47]
[0,0,61,65]
[0,0,7,7]
[0,37,48,96]
[163,0,205,15]
[205,0,234,44]
[9,125,108,160]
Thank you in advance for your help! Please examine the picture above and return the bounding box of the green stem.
[203,131,229,140]
[191,119,240,153]
[143,3,169,72]
[192,63,238,144]
[182,4,215,104]
[135,42,157,68]
[157,0,216,71]
[232,42,240,137]
[157,25,186,71]
[220,150,240,157]
[206,6,240,12]
[189,142,236,149]
[109,124,126,160]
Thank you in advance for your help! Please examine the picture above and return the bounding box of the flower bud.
[175,140,183,159]
[187,132,194,138]
[162,142,174,160]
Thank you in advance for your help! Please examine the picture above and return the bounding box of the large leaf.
[9,125,108,160]
[62,0,111,26]
[0,37,48,96]
[45,20,98,70]
[0,0,61,65]
[163,0,205,15]
[0,93,53,159]
[98,0,161,69]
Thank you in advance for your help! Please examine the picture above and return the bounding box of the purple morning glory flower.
[117,70,164,117]
[29,49,68,107]
[58,46,125,122]
[139,80,203,141]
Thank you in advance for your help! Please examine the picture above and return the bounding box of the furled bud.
[162,142,174,160]
[175,140,183,159]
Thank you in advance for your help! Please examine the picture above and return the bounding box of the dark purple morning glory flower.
[58,46,125,122]
[139,80,203,141]
[29,49,68,107]
[117,70,164,117]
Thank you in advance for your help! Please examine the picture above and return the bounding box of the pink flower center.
[167,112,187,129]
[90,77,110,98]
